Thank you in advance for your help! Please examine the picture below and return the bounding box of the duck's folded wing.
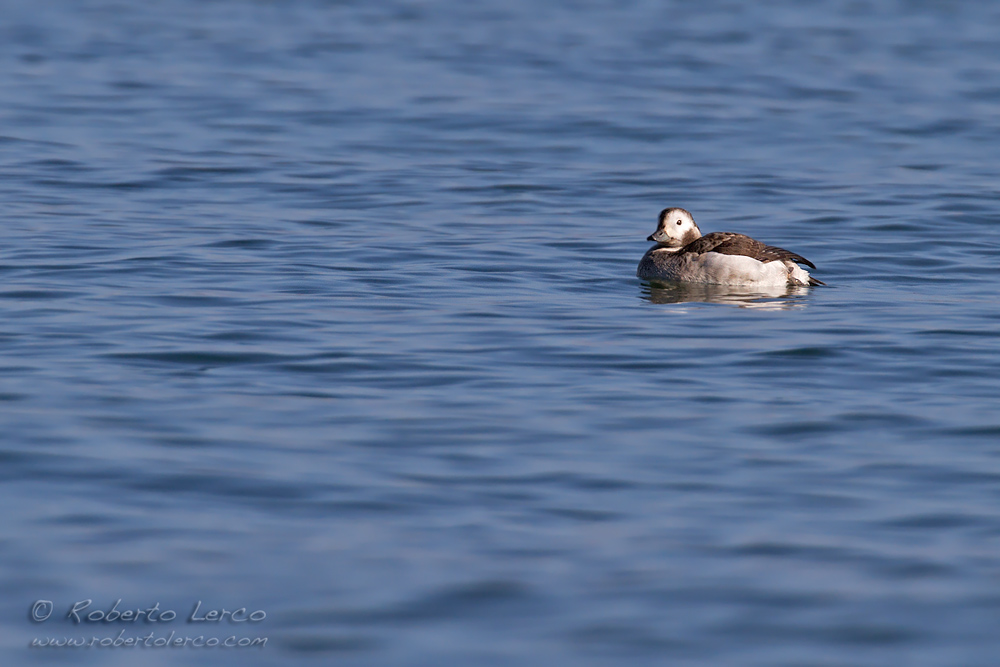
[683,232,817,270]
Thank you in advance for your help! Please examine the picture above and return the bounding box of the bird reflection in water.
[640,281,810,309]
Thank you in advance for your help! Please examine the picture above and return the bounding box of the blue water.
[3,1,1000,665]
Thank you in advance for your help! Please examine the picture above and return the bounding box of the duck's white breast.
[637,248,794,287]
[692,253,792,286]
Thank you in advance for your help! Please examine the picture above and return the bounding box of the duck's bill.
[647,232,680,245]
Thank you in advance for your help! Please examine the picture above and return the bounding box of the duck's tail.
[786,262,823,287]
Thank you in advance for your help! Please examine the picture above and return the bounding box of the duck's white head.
[647,207,702,249]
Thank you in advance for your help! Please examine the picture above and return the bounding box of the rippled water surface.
[3,1,1000,665]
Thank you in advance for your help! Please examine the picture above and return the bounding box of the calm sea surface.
[3,1,1000,665]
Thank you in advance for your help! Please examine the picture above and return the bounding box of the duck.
[637,207,823,287]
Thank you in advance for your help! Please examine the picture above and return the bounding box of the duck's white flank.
[636,207,822,287]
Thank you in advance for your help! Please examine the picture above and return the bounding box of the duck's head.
[647,207,702,248]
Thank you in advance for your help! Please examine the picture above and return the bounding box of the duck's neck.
[656,228,701,253]
[682,227,702,246]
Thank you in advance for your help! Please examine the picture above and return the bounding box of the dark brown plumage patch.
[681,232,817,270]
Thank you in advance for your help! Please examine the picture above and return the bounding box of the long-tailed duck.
[637,207,823,287]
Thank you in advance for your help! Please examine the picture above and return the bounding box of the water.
[3,0,1000,664]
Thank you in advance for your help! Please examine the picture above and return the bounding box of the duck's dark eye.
[676,220,683,225]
